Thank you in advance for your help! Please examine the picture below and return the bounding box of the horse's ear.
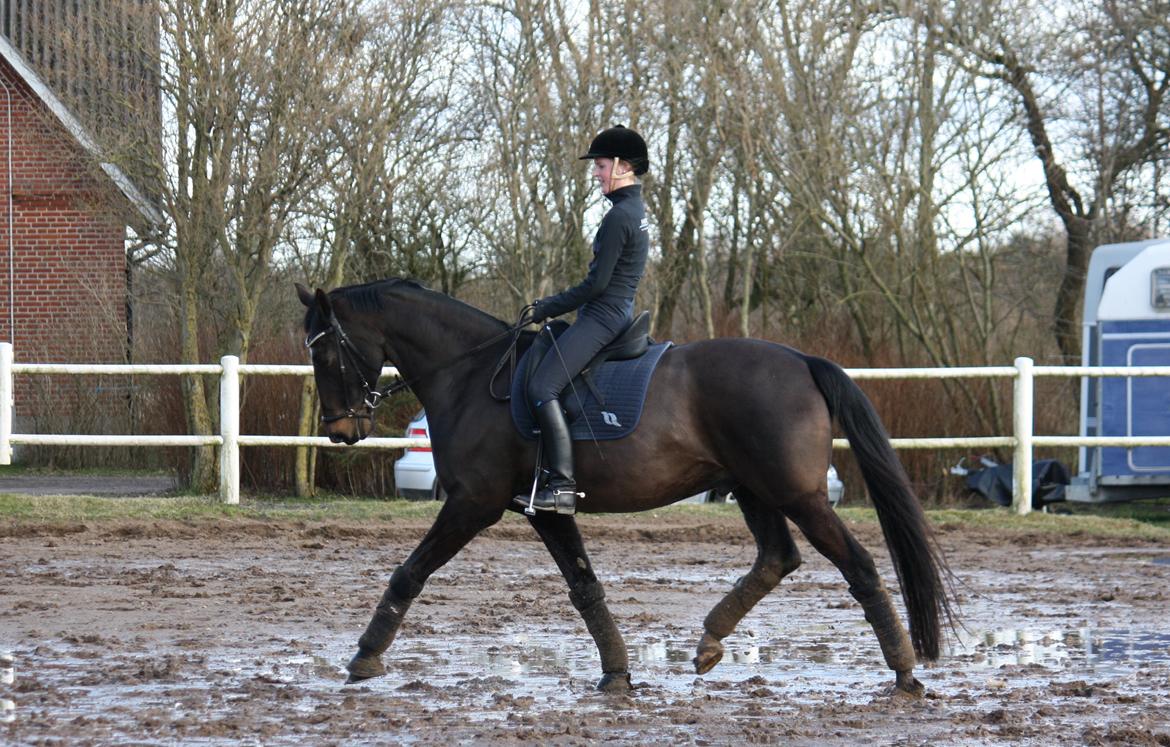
[314,288,333,316]
[295,282,314,307]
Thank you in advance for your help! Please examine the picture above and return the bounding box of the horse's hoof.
[693,633,724,675]
[345,652,386,684]
[596,671,632,693]
[892,670,925,698]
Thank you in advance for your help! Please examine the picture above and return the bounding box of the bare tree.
[286,0,457,496]
[745,0,879,349]
[457,0,620,311]
[916,0,1170,362]
[630,1,741,337]
[93,0,368,490]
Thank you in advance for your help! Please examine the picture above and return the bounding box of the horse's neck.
[376,287,504,409]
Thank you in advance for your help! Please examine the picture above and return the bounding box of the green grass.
[1059,497,1170,530]
[0,493,452,523]
[0,464,171,477]
[0,493,1168,542]
[923,507,1170,541]
[0,494,751,524]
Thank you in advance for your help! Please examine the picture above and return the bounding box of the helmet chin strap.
[608,158,633,193]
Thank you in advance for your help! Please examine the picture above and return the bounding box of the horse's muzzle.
[321,408,372,445]
[324,417,368,445]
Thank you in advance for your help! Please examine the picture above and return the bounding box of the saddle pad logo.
[602,411,622,428]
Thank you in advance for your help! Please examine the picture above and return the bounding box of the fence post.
[0,343,11,465]
[219,355,240,505]
[1012,356,1034,515]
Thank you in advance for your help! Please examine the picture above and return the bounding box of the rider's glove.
[531,298,551,324]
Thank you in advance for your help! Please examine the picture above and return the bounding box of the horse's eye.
[308,346,333,368]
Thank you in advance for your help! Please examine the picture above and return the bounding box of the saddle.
[522,311,651,414]
[510,311,671,441]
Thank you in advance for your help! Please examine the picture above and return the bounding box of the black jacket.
[539,184,649,325]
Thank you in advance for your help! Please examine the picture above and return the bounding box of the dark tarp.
[966,459,1070,509]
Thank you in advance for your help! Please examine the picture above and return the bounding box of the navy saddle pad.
[510,342,672,441]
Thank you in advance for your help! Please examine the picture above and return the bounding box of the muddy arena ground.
[1,509,1169,745]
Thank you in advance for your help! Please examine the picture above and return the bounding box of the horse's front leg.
[526,512,631,692]
[346,498,501,684]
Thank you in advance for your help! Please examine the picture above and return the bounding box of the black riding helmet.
[579,124,649,176]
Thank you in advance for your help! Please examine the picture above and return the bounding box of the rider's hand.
[531,299,550,324]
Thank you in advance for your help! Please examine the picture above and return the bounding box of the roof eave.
[0,34,166,231]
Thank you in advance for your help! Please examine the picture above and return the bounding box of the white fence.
[4,341,1170,514]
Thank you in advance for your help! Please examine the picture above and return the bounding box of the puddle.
[7,619,1170,740]
[378,630,893,707]
[1,652,13,724]
[387,624,1170,695]
[352,623,1170,702]
[945,626,1170,672]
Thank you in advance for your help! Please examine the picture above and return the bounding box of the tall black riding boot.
[527,399,582,515]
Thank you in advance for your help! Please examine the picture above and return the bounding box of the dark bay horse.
[296,279,952,696]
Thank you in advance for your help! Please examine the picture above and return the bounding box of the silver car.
[394,411,845,506]
[392,411,443,501]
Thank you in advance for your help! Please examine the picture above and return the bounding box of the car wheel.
[431,479,447,502]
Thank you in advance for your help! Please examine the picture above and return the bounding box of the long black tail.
[803,354,954,660]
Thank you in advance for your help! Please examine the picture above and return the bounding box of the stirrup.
[539,485,584,515]
[515,483,584,515]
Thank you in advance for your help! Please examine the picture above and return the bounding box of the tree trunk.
[294,247,350,497]
[1053,216,1093,363]
[656,164,718,335]
[179,274,216,493]
[695,230,715,339]
[295,378,318,498]
[738,196,757,339]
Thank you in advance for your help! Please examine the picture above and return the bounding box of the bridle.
[305,306,535,425]
[305,314,388,424]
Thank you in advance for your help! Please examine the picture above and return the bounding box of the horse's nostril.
[328,432,346,444]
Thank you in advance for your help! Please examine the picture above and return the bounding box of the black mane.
[333,278,423,314]
[330,278,510,331]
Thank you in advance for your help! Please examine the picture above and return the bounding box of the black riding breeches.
[527,313,627,408]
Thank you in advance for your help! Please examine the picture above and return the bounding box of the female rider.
[517,125,651,515]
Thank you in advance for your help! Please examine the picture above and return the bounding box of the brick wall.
[0,55,128,366]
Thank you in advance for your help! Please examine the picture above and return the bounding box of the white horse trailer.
[1070,238,1170,503]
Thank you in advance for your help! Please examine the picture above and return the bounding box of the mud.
[1,512,1169,745]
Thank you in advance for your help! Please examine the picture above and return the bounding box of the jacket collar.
[604,183,641,204]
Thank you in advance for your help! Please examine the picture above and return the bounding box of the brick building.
[0,25,161,364]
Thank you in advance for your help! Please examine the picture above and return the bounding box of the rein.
[306,306,534,423]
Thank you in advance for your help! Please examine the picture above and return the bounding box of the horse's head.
[297,283,385,445]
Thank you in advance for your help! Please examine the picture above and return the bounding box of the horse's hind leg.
[526,512,631,692]
[694,490,802,675]
[346,499,500,684]
[784,499,922,696]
